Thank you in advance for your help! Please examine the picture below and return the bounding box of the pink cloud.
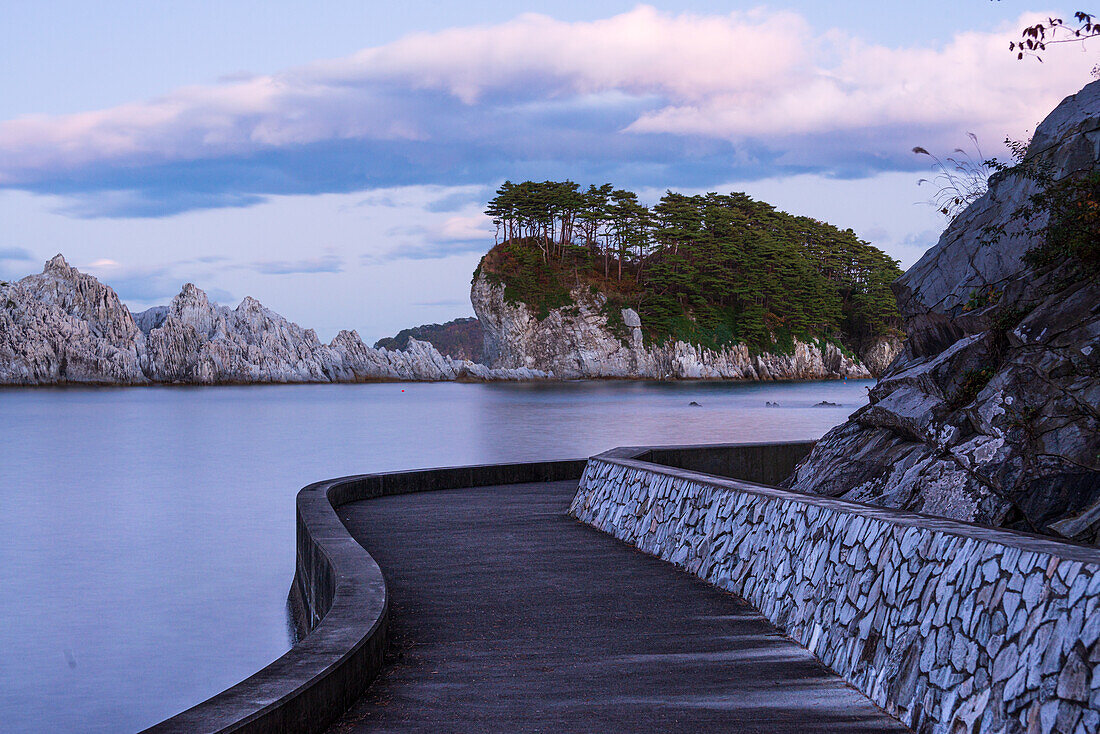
[0,7,1094,184]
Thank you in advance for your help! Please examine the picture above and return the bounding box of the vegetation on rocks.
[477,181,903,354]
[1018,170,1100,270]
[982,142,1100,274]
[374,317,484,362]
[947,367,996,411]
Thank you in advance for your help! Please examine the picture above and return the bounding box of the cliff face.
[472,271,893,380]
[786,81,1100,543]
[0,256,547,385]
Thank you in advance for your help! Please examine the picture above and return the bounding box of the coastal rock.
[786,80,1100,544]
[0,255,147,384]
[133,305,168,334]
[141,285,340,384]
[1,258,549,386]
[471,271,873,380]
[858,334,904,377]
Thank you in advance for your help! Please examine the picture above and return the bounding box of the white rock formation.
[0,255,147,384]
[0,256,548,385]
[471,272,877,380]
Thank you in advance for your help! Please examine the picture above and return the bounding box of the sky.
[1,1,1096,341]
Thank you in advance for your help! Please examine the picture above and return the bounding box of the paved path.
[328,480,908,733]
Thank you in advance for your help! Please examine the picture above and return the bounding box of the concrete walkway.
[327,480,908,733]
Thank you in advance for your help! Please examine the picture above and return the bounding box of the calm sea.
[0,379,871,732]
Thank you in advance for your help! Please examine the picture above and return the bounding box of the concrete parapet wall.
[145,458,587,734]
[571,445,1100,734]
[636,441,815,487]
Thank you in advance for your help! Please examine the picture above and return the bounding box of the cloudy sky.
[1,1,1095,341]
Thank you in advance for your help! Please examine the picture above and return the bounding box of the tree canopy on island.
[479,180,903,355]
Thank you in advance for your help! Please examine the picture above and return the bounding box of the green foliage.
[1023,171,1100,270]
[560,304,581,318]
[598,295,631,345]
[992,304,1031,333]
[481,239,575,319]
[964,286,1001,312]
[479,181,904,352]
[982,142,1100,275]
[1007,404,1041,438]
[948,368,995,410]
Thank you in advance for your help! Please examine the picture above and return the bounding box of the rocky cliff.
[786,82,1100,543]
[0,255,147,384]
[471,271,895,380]
[0,256,546,385]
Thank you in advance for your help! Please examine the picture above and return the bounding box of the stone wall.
[571,447,1100,734]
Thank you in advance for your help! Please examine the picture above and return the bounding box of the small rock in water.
[815,400,840,407]
[765,401,780,407]
[688,401,702,407]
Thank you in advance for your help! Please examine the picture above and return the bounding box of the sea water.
[0,379,871,732]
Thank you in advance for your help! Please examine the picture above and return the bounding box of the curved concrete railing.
[144,458,587,734]
[573,443,1100,734]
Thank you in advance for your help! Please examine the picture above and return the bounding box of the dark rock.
[786,81,1100,543]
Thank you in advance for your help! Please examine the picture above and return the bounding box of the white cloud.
[248,254,343,275]
[437,215,492,241]
[75,257,184,306]
[625,17,1095,148]
[328,6,811,104]
[0,6,1094,188]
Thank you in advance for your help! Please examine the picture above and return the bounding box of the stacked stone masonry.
[571,454,1100,734]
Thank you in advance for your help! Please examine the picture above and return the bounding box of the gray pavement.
[327,480,908,733]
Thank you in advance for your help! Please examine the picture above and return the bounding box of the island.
[0,192,904,385]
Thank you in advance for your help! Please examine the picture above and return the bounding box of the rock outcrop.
[0,255,147,384]
[0,256,547,385]
[786,81,1100,544]
[471,271,883,380]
